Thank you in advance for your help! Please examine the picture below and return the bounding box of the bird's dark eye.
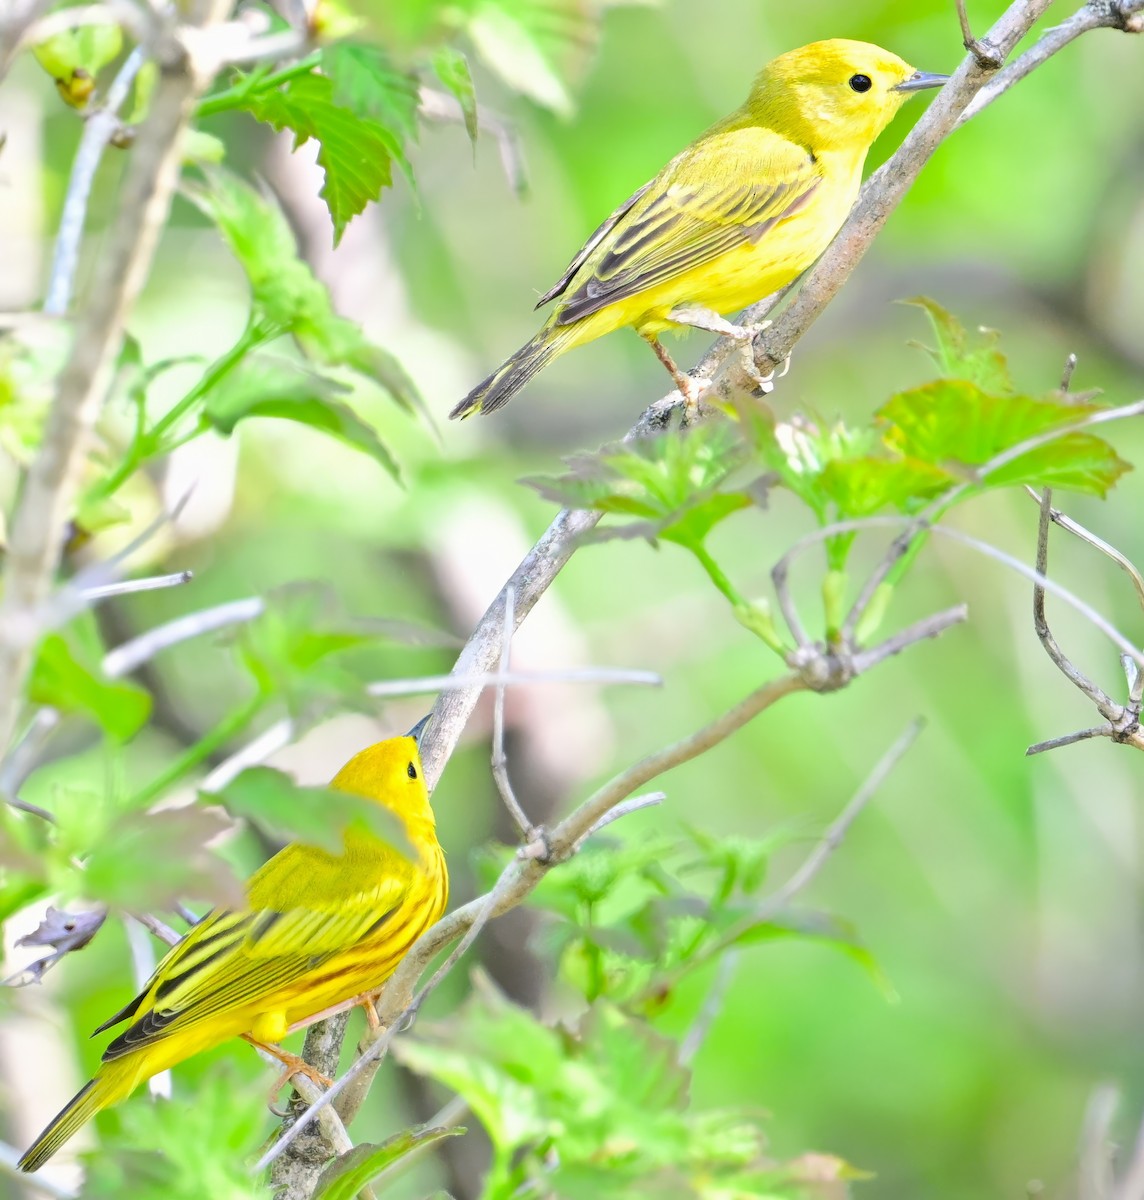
[407,762,418,780]
[849,74,873,93]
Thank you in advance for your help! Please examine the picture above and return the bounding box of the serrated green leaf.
[818,456,953,518]
[880,380,1130,496]
[313,1125,466,1200]
[29,633,151,740]
[432,46,478,144]
[324,42,420,147]
[209,765,414,859]
[200,354,401,481]
[901,296,1012,393]
[240,71,399,243]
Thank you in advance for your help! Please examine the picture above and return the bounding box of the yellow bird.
[20,723,447,1173]
[450,39,947,419]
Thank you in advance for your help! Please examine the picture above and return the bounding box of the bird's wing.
[535,179,655,309]
[99,847,413,1060]
[552,131,820,325]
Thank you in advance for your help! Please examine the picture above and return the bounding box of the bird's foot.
[255,1042,333,1110]
[667,307,781,396]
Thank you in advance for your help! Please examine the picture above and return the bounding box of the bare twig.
[0,4,231,763]
[959,0,1144,129]
[43,45,147,317]
[580,791,664,843]
[80,570,193,600]
[1033,487,1119,717]
[767,718,924,910]
[1080,1084,1119,1200]
[102,596,264,677]
[491,585,532,839]
[1026,725,1109,756]
[956,0,1006,68]
[131,911,180,946]
[679,950,739,1066]
[419,86,528,197]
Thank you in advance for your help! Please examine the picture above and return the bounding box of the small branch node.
[957,0,1006,67]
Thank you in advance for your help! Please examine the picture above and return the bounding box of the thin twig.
[956,0,1005,67]
[1026,725,1110,756]
[102,596,265,677]
[580,791,665,843]
[768,718,924,910]
[1023,487,1144,612]
[1033,486,1118,716]
[80,570,193,600]
[43,45,147,317]
[491,585,531,838]
[1080,1084,1119,1200]
[850,605,970,674]
[679,950,739,1066]
[131,911,180,946]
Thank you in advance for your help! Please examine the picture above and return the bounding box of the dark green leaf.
[201,355,401,481]
[240,71,400,243]
[313,1125,466,1200]
[29,633,151,740]
[210,765,413,859]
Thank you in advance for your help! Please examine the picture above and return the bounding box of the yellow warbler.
[451,39,947,419]
[19,725,447,1173]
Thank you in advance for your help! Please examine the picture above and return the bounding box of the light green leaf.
[209,766,414,859]
[29,634,151,741]
[313,1125,466,1200]
[324,42,420,146]
[901,296,1012,393]
[432,46,478,144]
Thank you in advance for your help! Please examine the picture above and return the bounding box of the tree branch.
[0,3,232,762]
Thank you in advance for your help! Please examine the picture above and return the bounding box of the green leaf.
[432,46,478,144]
[880,380,1131,497]
[239,71,400,243]
[523,424,759,549]
[81,1070,268,1200]
[324,42,420,147]
[313,1125,466,1200]
[468,0,598,118]
[200,354,401,480]
[83,807,243,911]
[185,168,422,415]
[233,580,452,714]
[901,296,1012,393]
[32,24,122,107]
[210,766,414,859]
[29,633,151,741]
[818,456,953,518]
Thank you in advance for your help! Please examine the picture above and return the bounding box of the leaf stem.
[688,543,744,608]
[196,54,322,118]
[127,695,263,810]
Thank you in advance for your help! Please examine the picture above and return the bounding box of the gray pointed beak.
[406,714,432,746]
[894,71,950,93]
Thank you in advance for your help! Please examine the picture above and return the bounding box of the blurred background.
[3,0,1144,1197]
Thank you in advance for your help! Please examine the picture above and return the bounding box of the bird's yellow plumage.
[19,731,447,1173]
[450,39,947,418]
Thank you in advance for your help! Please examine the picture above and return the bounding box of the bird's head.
[328,718,434,829]
[747,39,947,151]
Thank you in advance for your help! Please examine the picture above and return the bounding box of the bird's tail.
[450,326,571,419]
[19,1058,139,1173]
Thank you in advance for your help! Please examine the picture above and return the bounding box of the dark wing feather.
[534,179,655,309]
[553,134,820,325]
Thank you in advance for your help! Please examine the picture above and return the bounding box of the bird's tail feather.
[19,1060,138,1173]
[450,327,569,419]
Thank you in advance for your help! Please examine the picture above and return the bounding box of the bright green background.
[6,1,1144,1197]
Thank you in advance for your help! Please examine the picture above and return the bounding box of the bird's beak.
[893,71,950,93]
[406,714,432,747]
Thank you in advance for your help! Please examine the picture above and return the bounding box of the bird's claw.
[265,1052,333,1109]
